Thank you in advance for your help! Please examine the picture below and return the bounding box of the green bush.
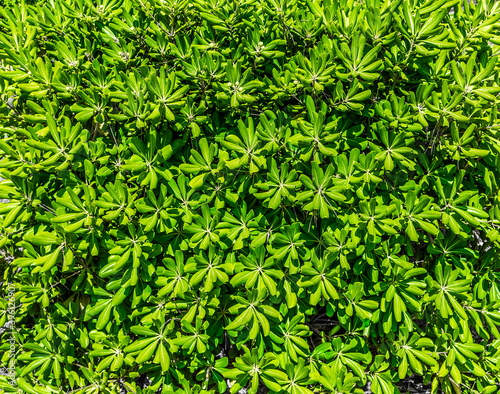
[1,0,500,393]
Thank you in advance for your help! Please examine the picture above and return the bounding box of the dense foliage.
[1,0,500,393]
